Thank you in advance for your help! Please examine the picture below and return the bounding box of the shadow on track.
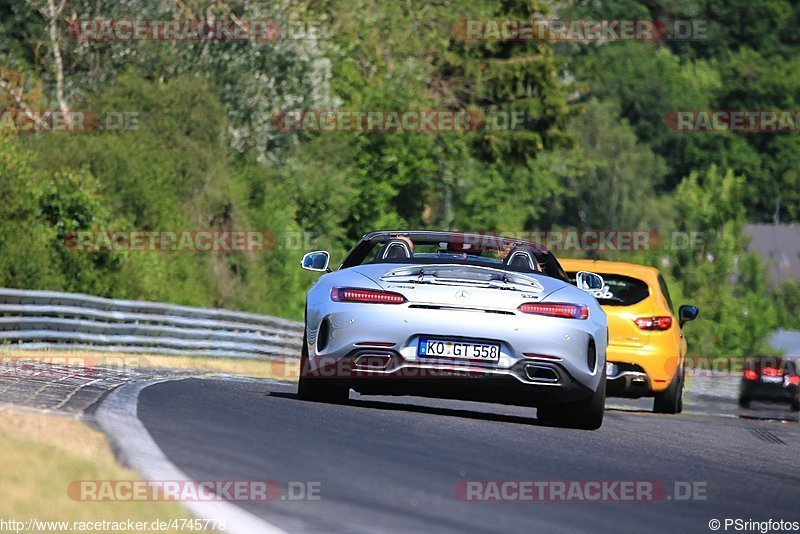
[269,390,541,426]
[604,406,654,414]
[738,410,798,423]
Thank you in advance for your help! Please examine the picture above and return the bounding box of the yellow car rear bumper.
[606,344,680,394]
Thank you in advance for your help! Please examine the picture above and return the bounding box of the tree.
[559,98,666,230]
[671,165,777,355]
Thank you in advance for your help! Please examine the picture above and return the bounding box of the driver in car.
[396,235,414,255]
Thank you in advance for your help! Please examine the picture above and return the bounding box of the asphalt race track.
[138,378,800,534]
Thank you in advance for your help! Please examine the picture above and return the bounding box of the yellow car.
[559,259,698,413]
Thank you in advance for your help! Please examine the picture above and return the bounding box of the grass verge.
[0,348,298,531]
[0,411,196,532]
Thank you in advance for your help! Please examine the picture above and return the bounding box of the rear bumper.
[304,350,596,407]
[605,343,678,396]
[606,362,651,398]
[306,303,607,395]
[740,381,799,404]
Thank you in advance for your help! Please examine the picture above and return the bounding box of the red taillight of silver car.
[331,287,407,304]
[518,302,589,320]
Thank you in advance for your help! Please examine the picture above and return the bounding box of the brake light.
[762,367,783,377]
[331,287,407,304]
[744,369,758,381]
[518,302,589,320]
[789,376,800,386]
[634,316,672,331]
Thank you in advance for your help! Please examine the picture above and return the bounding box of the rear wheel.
[738,396,751,409]
[297,329,349,403]
[653,362,683,414]
[538,365,606,431]
[791,398,799,412]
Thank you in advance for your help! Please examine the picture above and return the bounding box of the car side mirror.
[576,271,604,291]
[679,305,698,326]
[301,251,331,272]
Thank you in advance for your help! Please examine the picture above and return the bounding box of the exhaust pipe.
[524,364,560,383]
[353,354,392,370]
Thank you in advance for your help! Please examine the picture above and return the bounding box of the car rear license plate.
[418,338,500,362]
[761,375,783,384]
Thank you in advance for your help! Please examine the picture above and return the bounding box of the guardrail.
[0,288,304,359]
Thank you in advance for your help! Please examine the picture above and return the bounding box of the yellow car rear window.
[567,272,649,306]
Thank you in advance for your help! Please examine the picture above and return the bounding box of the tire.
[653,362,683,414]
[738,396,751,409]
[297,328,349,403]
[538,366,606,430]
[791,398,799,412]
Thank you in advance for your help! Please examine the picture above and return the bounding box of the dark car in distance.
[739,357,800,411]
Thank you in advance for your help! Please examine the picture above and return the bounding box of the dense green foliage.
[1,0,798,355]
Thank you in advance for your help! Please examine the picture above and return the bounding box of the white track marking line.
[95,378,286,534]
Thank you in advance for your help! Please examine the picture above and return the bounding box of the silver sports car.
[298,231,608,430]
